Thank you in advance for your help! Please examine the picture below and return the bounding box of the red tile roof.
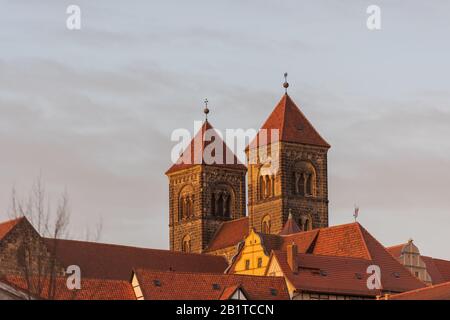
[166,121,246,175]
[205,217,249,252]
[280,229,319,253]
[44,238,228,280]
[0,217,24,241]
[387,243,450,285]
[133,269,289,300]
[385,281,450,300]
[227,222,425,293]
[356,225,425,292]
[247,94,330,150]
[386,243,406,259]
[272,251,379,297]
[422,256,450,284]
[273,242,425,298]
[311,223,372,259]
[3,275,135,300]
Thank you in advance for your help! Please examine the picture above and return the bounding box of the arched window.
[259,176,265,200]
[265,175,271,198]
[261,215,271,234]
[182,235,191,253]
[178,185,194,221]
[259,159,275,200]
[211,185,234,218]
[293,161,316,197]
[299,214,313,231]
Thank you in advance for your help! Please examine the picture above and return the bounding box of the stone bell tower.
[247,76,330,234]
[166,103,247,253]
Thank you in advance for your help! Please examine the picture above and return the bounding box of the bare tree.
[9,176,70,300]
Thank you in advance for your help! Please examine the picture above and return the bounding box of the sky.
[0,1,449,259]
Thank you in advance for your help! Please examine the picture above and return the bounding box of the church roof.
[166,121,246,175]
[43,238,228,280]
[205,217,249,252]
[247,94,330,150]
[133,269,289,300]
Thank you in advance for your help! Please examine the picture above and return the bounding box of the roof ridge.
[279,228,318,238]
[135,268,284,280]
[45,237,226,259]
[388,280,450,298]
[354,223,373,260]
[386,243,408,250]
[274,250,374,263]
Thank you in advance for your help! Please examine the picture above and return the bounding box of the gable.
[232,229,271,275]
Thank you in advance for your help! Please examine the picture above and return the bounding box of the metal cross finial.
[283,72,289,94]
[203,98,210,121]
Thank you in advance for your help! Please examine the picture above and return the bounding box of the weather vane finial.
[353,205,360,222]
[203,98,210,121]
[283,72,289,94]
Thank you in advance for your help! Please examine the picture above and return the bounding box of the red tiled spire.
[248,94,330,150]
[166,121,246,175]
[279,212,301,235]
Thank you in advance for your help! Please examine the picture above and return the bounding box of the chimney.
[287,242,298,273]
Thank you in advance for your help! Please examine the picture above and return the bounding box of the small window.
[153,280,161,287]
[257,257,263,268]
[270,288,277,296]
[212,284,221,290]
[245,259,250,270]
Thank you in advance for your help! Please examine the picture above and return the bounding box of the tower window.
[259,160,275,200]
[299,215,313,231]
[178,185,195,221]
[245,259,250,270]
[259,174,275,200]
[212,186,234,218]
[261,215,271,234]
[293,161,316,197]
[257,257,263,268]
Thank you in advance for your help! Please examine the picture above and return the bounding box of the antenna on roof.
[203,98,209,121]
[353,205,360,222]
[283,72,289,94]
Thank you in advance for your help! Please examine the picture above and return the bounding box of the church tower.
[247,79,330,234]
[166,108,246,253]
